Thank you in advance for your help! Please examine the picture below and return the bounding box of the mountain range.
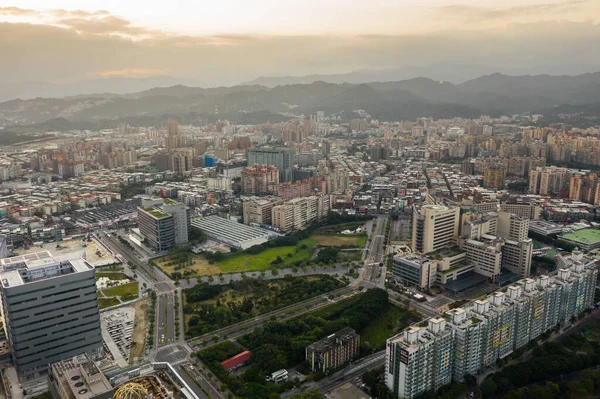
[2,72,600,129]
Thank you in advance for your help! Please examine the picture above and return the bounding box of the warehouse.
[191,215,273,249]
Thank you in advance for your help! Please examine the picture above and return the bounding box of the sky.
[0,0,599,86]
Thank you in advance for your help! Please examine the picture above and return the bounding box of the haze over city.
[1,0,600,89]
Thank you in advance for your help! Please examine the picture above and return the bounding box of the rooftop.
[0,251,93,288]
[560,228,600,245]
[307,327,358,353]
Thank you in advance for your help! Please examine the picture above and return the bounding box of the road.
[180,362,224,399]
[283,350,386,398]
[189,285,357,349]
[362,215,388,289]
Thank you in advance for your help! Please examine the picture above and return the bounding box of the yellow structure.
[113,382,148,399]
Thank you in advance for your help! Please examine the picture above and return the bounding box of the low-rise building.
[306,327,359,372]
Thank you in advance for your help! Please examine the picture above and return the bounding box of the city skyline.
[1,1,599,86]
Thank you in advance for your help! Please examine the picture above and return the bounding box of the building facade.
[386,254,598,399]
[0,252,102,374]
[246,147,294,182]
[306,327,359,372]
[412,205,460,254]
[137,198,190,252]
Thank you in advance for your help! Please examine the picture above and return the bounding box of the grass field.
[217,239,318,273]
[561,228,600,245]
[98,298,120,309]
[360,305,408,350]
[154,253,222,277]
[102,282,139,297]
[309,234,367,247]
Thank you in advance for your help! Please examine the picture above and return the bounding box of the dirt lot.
[309,234,365,246]
[129,298,149,363]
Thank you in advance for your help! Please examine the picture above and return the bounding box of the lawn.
[98,297,120,309]
[102,282,139,297]
[561,228,600,245]
[360,305,409,350]
[217,239,318,273]
[309,234,367,247]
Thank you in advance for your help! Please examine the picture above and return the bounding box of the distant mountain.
[0,76,205,102]
[240,64,600,87]
[2,71,600,127]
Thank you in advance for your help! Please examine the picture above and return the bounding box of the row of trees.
[185,276,345,337]
[198,288,389,399]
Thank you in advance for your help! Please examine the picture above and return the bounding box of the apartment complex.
[0,252,102,373]
[483,166,506,190]
[242,196,283,226]
[569,172,600,205]
[137,198,190,252]
[306,327,359,372]
[387,253,598,398]
[412,205,460,254]
[272,195,329,231]
[246,147,294,182]
[241,164,279,195]
[529,166,571,196]
[386,318,454,399]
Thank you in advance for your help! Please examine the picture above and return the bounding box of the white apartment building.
[271,195,329,231]
[386,318,454,399]
[386,253,597,398]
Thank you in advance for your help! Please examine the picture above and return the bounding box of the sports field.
[561,228,600,245]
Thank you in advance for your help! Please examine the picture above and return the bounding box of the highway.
[189,285,357,349]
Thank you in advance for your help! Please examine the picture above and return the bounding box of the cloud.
[437,0,591,23]
[0,8,599,87]
[87,68,171,78]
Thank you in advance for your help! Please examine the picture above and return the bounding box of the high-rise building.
[272,195,329,231]
[529,166,571,196]
[387,256,598,398]
[483,166,506,190]
[246,147,294,182]
[242,196,283,226]
[412,205,460,254]
[165,119,179,136]
[138,198,190,252]
[498,211,529,241]
[322,140,331,156]
[386,318,454,399]
[0,252,102,374]
[241,164,279,195]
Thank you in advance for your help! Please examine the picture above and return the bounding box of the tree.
[250,344,287,374]
[289,390,324,399]
[481,379,497,397]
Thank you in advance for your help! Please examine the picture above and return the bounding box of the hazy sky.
[1,0,599,85]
